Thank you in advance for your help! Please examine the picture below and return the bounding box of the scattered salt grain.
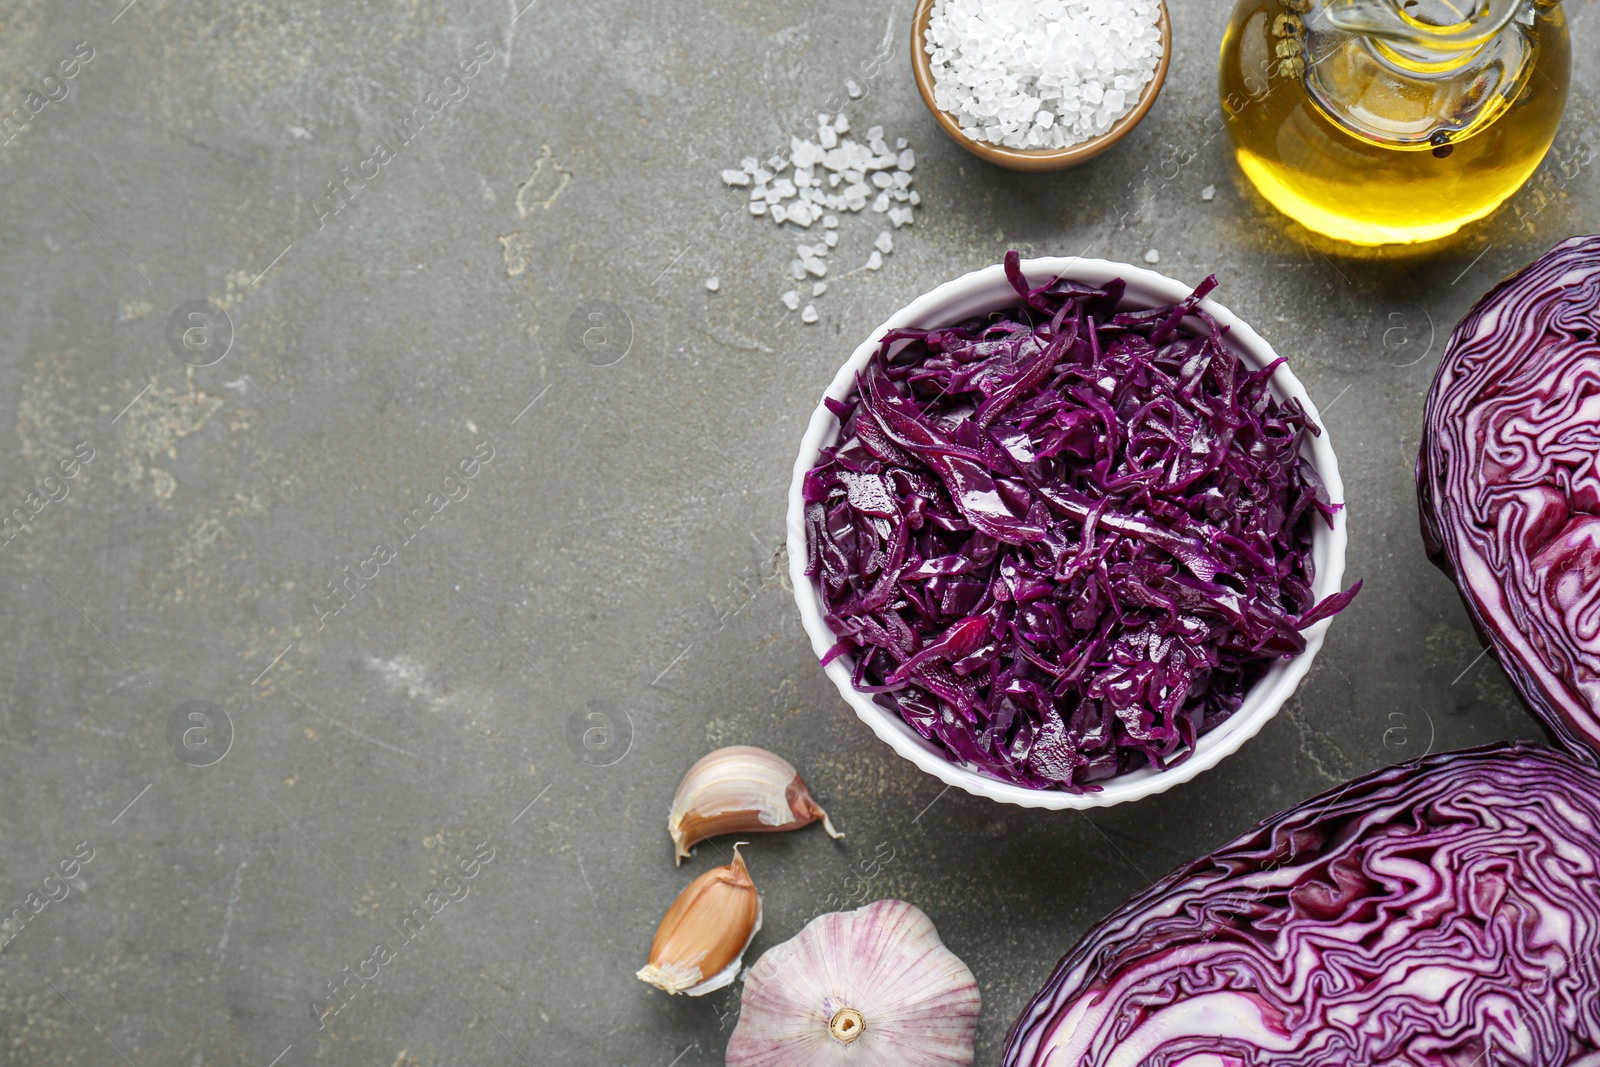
[721,111,925,322]
[846,79,864,99]
[1201,184,1216,202]
[705,276,720,291]
[1144,249,1160,264]
[924,0,1163,151]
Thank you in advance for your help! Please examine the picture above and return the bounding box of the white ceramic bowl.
[786,256,1348,809]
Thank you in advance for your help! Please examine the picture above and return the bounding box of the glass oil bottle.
[1219,0,1571,245]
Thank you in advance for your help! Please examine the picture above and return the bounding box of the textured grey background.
[0,0,1595,1064]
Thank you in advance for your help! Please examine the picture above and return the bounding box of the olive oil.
[1219,0,1570,246]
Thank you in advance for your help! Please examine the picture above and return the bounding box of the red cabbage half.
[1003,741,1600,1067]
[803,252,1358,791]
[1419,235,1600,762]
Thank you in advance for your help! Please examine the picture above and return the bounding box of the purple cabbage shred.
[803,251,1358,791]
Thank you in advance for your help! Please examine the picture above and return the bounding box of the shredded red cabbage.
[803,252,1358,791]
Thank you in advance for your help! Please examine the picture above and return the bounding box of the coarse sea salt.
[720,110,923,320]
[925,0,1162,151]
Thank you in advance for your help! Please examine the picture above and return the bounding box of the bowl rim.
[785,256,1348,810]
[909,0,1172,172]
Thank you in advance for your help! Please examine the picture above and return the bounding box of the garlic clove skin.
[726,899,980,1066]
[637,845,763,997]
[669,745,844,865]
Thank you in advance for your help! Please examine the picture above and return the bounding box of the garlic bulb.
[637,844,762,997]
[668,746,843,865]
[726,899,980,1065]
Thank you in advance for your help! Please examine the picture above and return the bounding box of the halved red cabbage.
[1003,741,1600,1067]
[1419,234,1600,763]
[803,252,1357,791]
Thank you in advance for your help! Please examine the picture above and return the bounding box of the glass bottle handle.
[1317,0,1529,52]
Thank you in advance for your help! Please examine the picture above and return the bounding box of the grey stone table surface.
[0,0,1596,1063]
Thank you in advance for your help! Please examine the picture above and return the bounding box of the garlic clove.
[669,745,844,865]
[637,844,763,997]
[726,899,980,1066]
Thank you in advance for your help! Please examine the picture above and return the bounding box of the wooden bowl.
[910,0,1172,172]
